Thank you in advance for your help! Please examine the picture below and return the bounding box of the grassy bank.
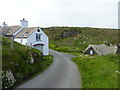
[2,37,53,89]
[72,54,118,88]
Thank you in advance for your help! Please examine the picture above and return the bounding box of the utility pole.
[10,41,13,49]
[118,1,120,29]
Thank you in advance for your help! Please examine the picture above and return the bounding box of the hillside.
[2,37,53,89]
[43,27,119,88]
[43,27,118,54]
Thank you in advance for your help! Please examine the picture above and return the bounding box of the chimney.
[20,18,28,28]
[2,22,7,27]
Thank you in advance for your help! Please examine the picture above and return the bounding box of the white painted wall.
[27,27,49,55]
[14,38,27,45]
[20,20,28,28]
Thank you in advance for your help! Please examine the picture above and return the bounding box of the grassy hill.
[2,36,53,89]
[43,27,118,54]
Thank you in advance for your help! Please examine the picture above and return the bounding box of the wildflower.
[116,71,120,74]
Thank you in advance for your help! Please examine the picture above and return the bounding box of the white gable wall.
[27,28,49,55]
[14,38,27,45]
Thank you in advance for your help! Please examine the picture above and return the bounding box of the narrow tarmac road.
[17,50,81,88]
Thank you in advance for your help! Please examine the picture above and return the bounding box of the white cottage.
[14,27,49,55]
[1,19,49,55]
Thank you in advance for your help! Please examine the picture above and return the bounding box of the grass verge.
[72,54,118,88]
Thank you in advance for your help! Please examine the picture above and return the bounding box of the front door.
[90,50,93,55]
[33,44,44,52]
[34,45,43,52]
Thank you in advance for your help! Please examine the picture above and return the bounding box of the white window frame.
[36,34,42,41]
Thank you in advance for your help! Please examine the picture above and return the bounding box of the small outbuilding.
[84,44,117,56]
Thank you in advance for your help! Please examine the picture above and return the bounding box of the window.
[22,32,28,37]
[37,29,40,32]
[36,34,41,41]
[8,29,13,33]
[21,39,23,43]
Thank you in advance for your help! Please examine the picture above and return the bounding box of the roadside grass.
[72,54,118,88]
[2,37,53,89]
[49,44,84,54]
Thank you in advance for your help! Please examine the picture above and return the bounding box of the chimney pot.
[20,19,28,28]
[2,22,7,27]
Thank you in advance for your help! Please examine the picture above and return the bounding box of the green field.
[2,37,53,89]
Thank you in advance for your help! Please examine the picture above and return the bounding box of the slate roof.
[107,46,117,54]
[1,26,10,35]
[1,25,37,38]
[15,27,36,38]
[6,26,20,35]
[85,44,117,55]
[1,25,21,36]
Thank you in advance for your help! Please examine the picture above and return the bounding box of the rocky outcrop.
[62,30,79,37]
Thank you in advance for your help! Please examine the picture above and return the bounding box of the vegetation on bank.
[2,37,53,89]
[72,54,118,88]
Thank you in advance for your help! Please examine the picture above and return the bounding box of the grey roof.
[15,27,37,38]
[1,26,20,36]
[0,26,2,36]
[85,44,116,55]
[1,25,38,38]
[2,26,10,35]
[107,46,117,54]
[6,26,20,35]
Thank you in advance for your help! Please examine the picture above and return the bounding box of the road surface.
[17,50,81,88]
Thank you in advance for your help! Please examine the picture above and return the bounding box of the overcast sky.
[0,0,119,28]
